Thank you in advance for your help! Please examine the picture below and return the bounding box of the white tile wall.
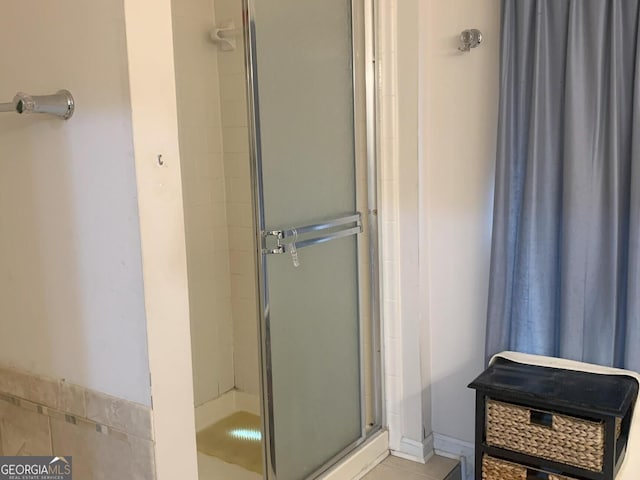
[172,0,235,406]
[377,0,404,453]
[214,0,261,397]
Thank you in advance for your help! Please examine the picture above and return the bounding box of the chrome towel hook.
[459,29,483,52]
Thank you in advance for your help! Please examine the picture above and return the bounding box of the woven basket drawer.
[482,455,578,480]
[485,399,621,472]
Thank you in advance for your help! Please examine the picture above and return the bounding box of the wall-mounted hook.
[209,21,238,52]
[459,29,483,52]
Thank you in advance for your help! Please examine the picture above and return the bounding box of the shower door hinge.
[262,230,285,255]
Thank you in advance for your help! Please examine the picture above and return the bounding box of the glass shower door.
[246,1,366,479]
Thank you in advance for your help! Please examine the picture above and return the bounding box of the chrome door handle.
[262,213,362,255]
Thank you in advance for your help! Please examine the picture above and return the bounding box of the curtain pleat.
[486,0,640,372]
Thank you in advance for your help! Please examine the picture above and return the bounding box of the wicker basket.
[486,399,621,472]
[482,455,577,480]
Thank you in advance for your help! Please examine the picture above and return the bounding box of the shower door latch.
[262,230,286,255]
[261,213,362,256]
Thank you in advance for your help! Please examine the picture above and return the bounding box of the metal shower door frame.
[242,1,383,478]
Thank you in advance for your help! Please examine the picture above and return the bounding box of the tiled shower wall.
[214,0,261,397]
[173,0,260,405]
[172,0,235,407]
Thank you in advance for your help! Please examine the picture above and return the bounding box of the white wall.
[420,0,500,445]
[0,0,150,405]
[382,0,500,472]
[124,0,199,476]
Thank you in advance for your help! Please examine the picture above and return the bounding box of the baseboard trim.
[391,434,434,464]
[433,433,474,480]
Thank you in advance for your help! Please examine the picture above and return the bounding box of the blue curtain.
[486,0,640,372]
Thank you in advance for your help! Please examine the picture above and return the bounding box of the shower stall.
[171,0,382,478]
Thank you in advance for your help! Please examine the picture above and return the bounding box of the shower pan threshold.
[198,452,262,480]
[194,391,388,480]
[318,430,389,480]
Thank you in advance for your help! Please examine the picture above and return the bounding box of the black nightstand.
[468,358,638,480]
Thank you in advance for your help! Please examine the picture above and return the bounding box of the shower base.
[195,389,262,480]
[197,411,262,474]
[197,452,261,480]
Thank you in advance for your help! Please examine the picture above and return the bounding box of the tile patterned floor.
[362,454,461,480]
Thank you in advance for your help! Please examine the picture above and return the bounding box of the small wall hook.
[459,29,483,52]
[209,21,238,52]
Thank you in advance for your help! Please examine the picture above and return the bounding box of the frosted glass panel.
[266,239,361,480]
[253,0,356,228]
[251,1,362,479]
